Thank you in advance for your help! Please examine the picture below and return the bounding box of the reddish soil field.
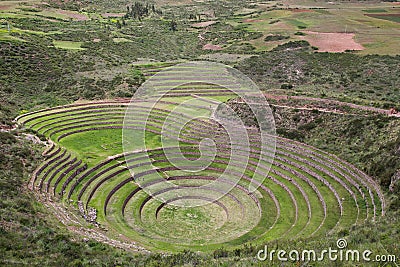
[299,31,364,52]
[202,43,222,50]
[0,5,11,10]
[57,10,88,21]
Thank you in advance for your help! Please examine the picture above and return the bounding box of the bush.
[272,40,310,51]
[276,128,305,141]
[264,34,289,42]
[280,83,293,89]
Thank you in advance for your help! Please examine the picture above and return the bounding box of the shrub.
[264,34,290,42]
[280,83,293,89]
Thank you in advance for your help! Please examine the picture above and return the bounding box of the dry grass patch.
[299,31,364,52]
[191,20,217,28]
[102,13,125,18]
[202,43,222,50]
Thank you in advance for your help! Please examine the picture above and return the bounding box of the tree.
[116,20,122,29]
[125,2,161,20]
[169,20,177,31]
[129,68,145,85]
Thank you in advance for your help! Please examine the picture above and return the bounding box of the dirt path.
[263,93,400,117]
[30,186,149,252]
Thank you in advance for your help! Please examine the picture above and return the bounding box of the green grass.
[0,29,26,41]
[0,27,62,41]
[285,18,308,29]
[73,140,350,251]
[107,179,276,252]
[40,109,342,251]
[365,14,400,24]
[59,129,123,167]
[53,40,86,50]
[0,12,30,18]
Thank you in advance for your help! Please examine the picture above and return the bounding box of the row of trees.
[120,2,177,31]
[125,2,162,21]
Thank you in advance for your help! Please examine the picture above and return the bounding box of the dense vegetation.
[237,48,400,108]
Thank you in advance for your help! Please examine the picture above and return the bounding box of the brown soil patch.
[300,31,364,52]
[191,21,217,28]
[202,43,222,50]
[0,5,11,11]
[93,38,101,43]
[57,9,88,21]
[102,13,125,18]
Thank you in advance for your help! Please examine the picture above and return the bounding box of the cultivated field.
[1,0,399,54]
